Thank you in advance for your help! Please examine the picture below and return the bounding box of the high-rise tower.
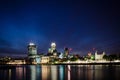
[51,42,56,52]
[48,42,57,56]
[48,42,56,53]
[28,42,37,55]
[27,42,40,64]
[64,48,69,56]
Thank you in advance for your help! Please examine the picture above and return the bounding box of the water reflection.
[67,65,71,80]
[0,65,120,80]
[8,69,11,80]
[59,65,64,80]
[16,66,26,80]
[41,65,50,80]
[30,65,36,80]
[51,65,57,80]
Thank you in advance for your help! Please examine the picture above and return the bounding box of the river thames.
[0,65,120,80]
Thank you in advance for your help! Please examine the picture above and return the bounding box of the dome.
[29,42,35,46]
[51,42,56,47]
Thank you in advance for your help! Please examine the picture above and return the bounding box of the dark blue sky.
[0,0,120,57]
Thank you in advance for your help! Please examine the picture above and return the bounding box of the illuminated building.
[28,42,37,55]
[88,52,92,57]
[59,53,64,59]
[48,42,57,56]
[51,42,56,51]
[87,52,95,60]
[64,48,69,57]
[7,60,26,64]
[27,42,40,64]
[41,56,50,63]
[95,51,105,60]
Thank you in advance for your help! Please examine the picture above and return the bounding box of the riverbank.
[0,60,120,65]
[53,62,120,65]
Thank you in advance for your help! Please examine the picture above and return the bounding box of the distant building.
[88,52,92,57]
[64,48,69,57]
[51,42,56,52]
[7,59,26,64]
[48,42,58,56]
[59,53,64,59]
[95,51,105,60]
[28,42,37,55]
[27,42,40,64]
[41,56,50,63]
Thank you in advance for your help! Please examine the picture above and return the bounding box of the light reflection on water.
[0,65,120,80]
[30,65,36,80]
[51,65,57,80]
[59,65,64,80]
[41,65,50,80]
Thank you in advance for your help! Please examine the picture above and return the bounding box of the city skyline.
[0,0,120,57]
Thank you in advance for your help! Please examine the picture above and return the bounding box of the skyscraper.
[28,42,37,56]
[48,42,57,55]
[51,42,56,53]
[64,48,69,57]
[27,42,40,64]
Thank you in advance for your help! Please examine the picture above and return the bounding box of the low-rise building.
[7,59,26,64]
[41,56,50,63]
[95,51,105,60]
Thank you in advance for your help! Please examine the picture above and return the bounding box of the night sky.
[0,0,120,57]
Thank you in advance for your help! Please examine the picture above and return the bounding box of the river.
[0,65,120,80]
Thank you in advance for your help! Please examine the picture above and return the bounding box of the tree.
[103,55,109,60]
